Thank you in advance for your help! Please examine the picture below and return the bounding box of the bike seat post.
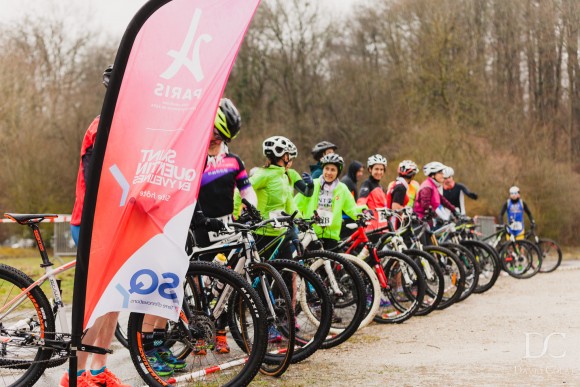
[28,222,53,268]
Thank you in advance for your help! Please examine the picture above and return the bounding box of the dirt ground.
[252,260,580,386]
[43,260,580,387]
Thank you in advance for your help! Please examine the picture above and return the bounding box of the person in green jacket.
[234,135,300,258]
[295,153,366,250]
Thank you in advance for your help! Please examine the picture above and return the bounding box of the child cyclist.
[295,154,366,251]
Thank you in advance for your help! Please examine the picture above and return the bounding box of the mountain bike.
[127,260,269,386]
[482,224,542,279]
[525,225,562,273]
[0,213,111,387]
[241,207,364,351]
[333,212,426,324]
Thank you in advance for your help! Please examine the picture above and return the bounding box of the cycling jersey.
[357,176,388,230]
[443,182,476,215]
[234,164,299,236]
[295,178,364,240]
[286,168,314,197]
[413,177,456,220]
[500,199,534,237]
[386,177,409,209]
[198,151,253,218]
[71,116,99,226]
[407,180,420,207]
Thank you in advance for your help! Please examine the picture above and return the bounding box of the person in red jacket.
[357,154,389,230]
[62,65,130,387]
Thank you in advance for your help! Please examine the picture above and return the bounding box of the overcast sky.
[2,0,361,43]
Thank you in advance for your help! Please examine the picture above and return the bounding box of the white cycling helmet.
[263,136,293,158]
[287,141,298,160]
[423,161,447,176]
[509,186,520,195]
[367,154,387,169]
[442,166,454,179]
[398,160,418,177]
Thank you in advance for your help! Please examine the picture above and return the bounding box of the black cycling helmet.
[102,64,113,88]
[214,98,241,142]
[320,153,344,175]
[311,141,338,161]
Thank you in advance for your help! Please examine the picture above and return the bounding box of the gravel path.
[41,260,580,386]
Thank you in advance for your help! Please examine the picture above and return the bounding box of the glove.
[205,218,225,232]
[301,172,313,185]
[470,192,478,200]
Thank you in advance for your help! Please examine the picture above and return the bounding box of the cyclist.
[341,160,364,200]
[295,153,365,250]
[386,160,419,210]
[413,161,458,224]
[442,166,478,215]
[339,160,364,237]
[357,154,389,231]
[499,186,535,239]
[62,65,130,387]
[309,140,338,179]
[235,135,300,258]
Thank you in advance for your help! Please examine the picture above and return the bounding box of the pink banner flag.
[83,0,260,328]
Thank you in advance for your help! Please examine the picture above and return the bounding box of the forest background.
[1,0,579,244]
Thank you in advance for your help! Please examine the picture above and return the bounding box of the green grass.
[0,249,76,304]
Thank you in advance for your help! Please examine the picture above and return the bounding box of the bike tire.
[423,245,466,310]
[339,254,381,330]
[440,242,479,302]
[268,259,332,364]
[372,250,425,324]
[114,322,129,349]
[537,238,562,273]
[248,262,295,378]
[0,264,56,387]
[127,261,268,387]
[298,250,366,349]
[460,240,500,294]
[403,249,445,316]
[499,240,542,279]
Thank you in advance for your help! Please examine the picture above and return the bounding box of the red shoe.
[59,371,100,387]
[90,368,132,387]
[214,331,230,354]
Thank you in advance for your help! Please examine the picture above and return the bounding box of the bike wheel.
[499,240,542,279]
[299,250,366,349]
[423,245,466,310]
[372,250,425,324]
[0,264,55,387]
[247,262,294,378]
[460,240,500,294]
[339,254,381,330]
[403,249,444,316]
[127,261,267,387]
[268,259,332,364]
[441,243,479,302]
[537,238,562,273]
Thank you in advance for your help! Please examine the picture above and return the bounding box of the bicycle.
[525,225,562,273]
[482,224,543,279]
[333,212,426,324]
[0,213,111,387]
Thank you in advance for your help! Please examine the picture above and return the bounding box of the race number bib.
[510,221,523,231]
[317,209,333,227]
[208,215,232,242]
[376,207,389,224]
